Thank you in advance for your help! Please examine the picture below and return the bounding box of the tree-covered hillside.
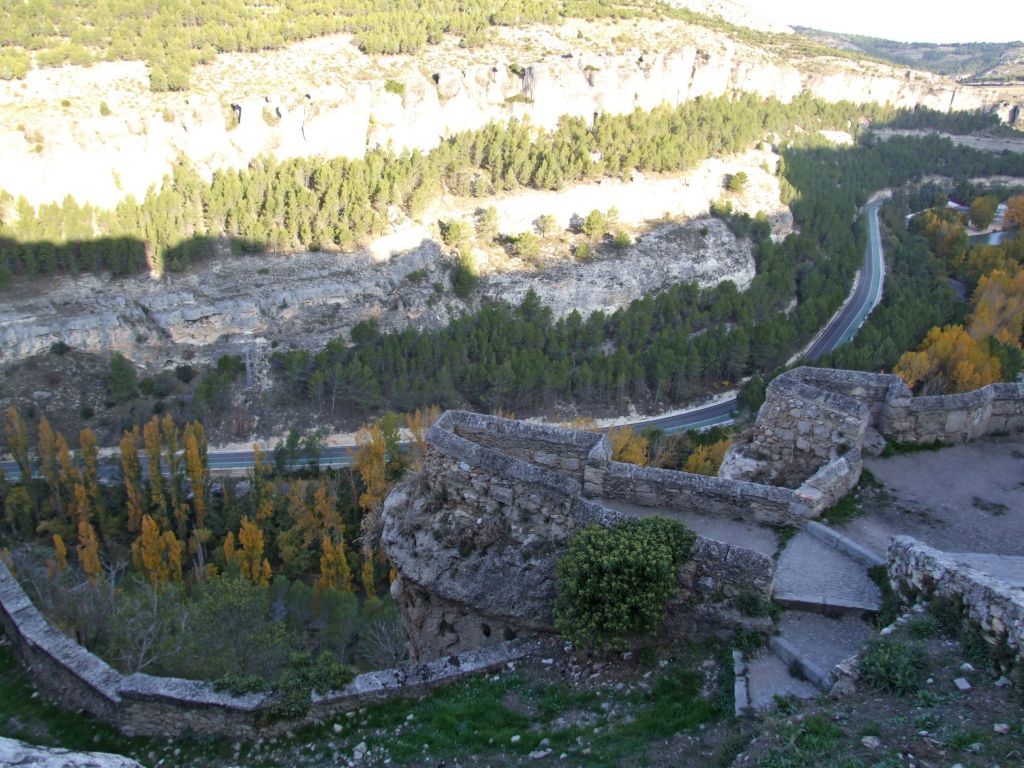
[0,0,858,90]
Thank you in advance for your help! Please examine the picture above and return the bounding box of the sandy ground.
[835,434,1024,557]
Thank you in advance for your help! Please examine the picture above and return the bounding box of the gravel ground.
[836,434,1024,557]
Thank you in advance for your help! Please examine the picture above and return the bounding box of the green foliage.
[611,230,632,249]
[735,591,778,619]
[439,218,470,247]
[213,673,270,695]
[970,195,1000,229]
[106,352,138,403]
[266,651,354,721]
[581,209,610,238]
[554,517,695,649]
[727,171,748,192]
[535,213,559,236]
[510,231,540,260]
[737,374,767,414]
[384,79,406,97]
[450,248,478,298]
[859,638,927,695]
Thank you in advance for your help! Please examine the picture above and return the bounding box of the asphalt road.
[1,201,886,477]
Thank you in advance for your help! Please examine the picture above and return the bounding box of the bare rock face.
[0,217,752,367]
[0,737,142,768]
[381,469,584,661]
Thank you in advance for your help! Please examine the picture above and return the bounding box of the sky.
[765,1,1024,44]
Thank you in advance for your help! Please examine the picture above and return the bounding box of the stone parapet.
[888,537,1024,669]
[0,558,526,738]
[729,367,1024,489]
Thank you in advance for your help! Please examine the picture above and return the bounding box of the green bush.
[554,517,695,650]
[106,352,138,403]
[450,249,478,298]
[859,638,927,695]
[384,79,406,97]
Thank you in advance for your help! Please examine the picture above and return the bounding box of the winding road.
[1,200,886,478]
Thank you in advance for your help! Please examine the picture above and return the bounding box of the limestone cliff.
[0,213,752,367]
[0,18,1018,209]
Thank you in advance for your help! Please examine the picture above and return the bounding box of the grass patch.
[859,638,927,695]
[868,565,903,629]
[822,469,882,526]
[972,496,1008,516]
[880,439,947,457]
[757,714,845,767]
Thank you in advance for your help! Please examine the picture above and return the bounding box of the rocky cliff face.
[0,216,751,367]
[0,19,1018,209]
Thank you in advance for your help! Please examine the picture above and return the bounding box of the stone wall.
[584,459,811,526]
[723,367,1024,489]
[443,410,608,485]
[888,537,1024,669]
[384,411,781,661]
[0,558,526,738]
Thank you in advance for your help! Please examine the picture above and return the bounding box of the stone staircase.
[735,522,884,714]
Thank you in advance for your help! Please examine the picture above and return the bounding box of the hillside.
[794,28,1024,82]
[0,11,1020,210]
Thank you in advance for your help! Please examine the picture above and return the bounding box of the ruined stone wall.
[384,411,781,661]
[584,459,810,526]
[888,537,1024,669]
[723,368,1024,489]
[0,558,525,738]
[723,371,869,486]
[443,410,608,485]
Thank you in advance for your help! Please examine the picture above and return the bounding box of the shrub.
[174,364,194,383]
[611,230,632,249]
[49,341,71,355]
[384,79,406,97]
[859,638,927,695]
[439,219,470,248]
[573,242,592,261]
[106,352,138,403]
[727,171,748,192]
[554,517,695,650]
[450,249,478,298]
[99,101,111,116]
[511,231,540,260]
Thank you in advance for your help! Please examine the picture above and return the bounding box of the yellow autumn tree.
[120,427,145,532]
[228,517,272,586]
[71,482,91,527]
[360,550,377,599]
[142,417,167,527]
[132,514,182,589]
[47,534,68,579]
[77,520,102,584]
[79,428,105,532]
[1005,195,1024,228]
[251,444,275,523]
[4,407,31,481]
[317,534,354,593]
[56,431,79,503]
[354,424,388,515]
[37,416,64,517]
[683,438,734,476]
[405,405,442,461]
[608,426,649,466]
[968,266,1024,349]
[894,324,1002,395]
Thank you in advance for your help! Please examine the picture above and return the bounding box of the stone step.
[769,612,873,690]
[772,530,882,614]
[743,647,820,712]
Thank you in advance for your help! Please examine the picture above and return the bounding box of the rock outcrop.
[0,216,752,366]
[0,737,142,768]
